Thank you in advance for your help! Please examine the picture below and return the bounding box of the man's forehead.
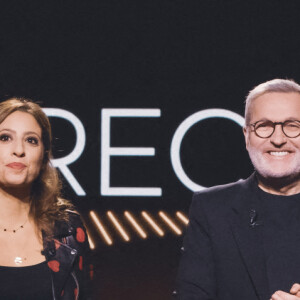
[254,91,300,101]
[250,92,300,121]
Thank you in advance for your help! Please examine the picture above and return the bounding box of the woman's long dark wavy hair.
[0,97,73,238]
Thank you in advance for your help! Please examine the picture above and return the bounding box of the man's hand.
[291,284,300,297]
[271,284,300,299]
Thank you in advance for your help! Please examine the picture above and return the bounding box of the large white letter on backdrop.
[170,109,245,192]
[101,109,161,196]
[44,108,86,196]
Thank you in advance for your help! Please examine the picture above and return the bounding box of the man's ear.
[243,126,249,150]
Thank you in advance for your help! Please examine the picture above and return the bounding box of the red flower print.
[54,239,61,249]
[76,227,85,243]
[48,260,60,272]
[89,264,94,280]
[79,256,83,270]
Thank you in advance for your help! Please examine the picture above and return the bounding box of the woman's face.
[0,111,44,189]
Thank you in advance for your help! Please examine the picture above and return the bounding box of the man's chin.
[256,169,300,182]
[252,159,298,179]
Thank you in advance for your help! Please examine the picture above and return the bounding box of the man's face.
[244,92,300,180]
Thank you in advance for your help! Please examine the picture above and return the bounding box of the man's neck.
[257,173,300,195]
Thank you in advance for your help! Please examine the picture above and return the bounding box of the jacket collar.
[229,173,270,300]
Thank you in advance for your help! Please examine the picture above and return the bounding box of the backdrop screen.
[1,1,299,298]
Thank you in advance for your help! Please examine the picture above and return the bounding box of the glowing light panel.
[141,211,164,236]
[107,211,130,242]
[176,211,189,225]
[124,211,147,239]
[90,211,113,245]
[159,211,182,235]
[86,229,96,250]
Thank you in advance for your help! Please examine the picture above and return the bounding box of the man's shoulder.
[194,178,245,197]
[192,173,255,206]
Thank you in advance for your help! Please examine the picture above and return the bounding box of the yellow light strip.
[176,211,189,225]
[159,211,182,235]
[86,229,96,250]
[141,211,164,236]
[80,218,96,250]
[124,211,147,239]
[107,211,130,242]
[89,211,113,245]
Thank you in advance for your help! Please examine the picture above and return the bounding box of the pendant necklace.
[14,256,27,265]
[13,234,29,265]
[0,218,29,265]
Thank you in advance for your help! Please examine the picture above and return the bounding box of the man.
[176,79,300,300]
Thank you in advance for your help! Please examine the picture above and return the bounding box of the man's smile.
[268,151,290,157]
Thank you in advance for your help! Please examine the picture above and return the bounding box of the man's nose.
[13,140,25,157]
[270,124,287,146]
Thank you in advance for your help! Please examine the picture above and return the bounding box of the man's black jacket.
[176,173,273,300]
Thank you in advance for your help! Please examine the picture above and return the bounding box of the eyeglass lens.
[254,121,300,138]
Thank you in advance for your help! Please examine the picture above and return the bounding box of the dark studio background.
[0,1,300,299]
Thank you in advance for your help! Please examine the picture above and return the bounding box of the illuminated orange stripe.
[80,218,96,250]
[107,211,130,242]
[124,211,147,239]
[176,211,189,225]
[159,211,182,235]
[141,211,164,236]
[89,211,113,245]
[85,228,96,250]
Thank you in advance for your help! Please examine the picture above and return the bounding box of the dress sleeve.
[175,193,217,300]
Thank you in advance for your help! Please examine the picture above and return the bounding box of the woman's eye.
[0,134,11,142]
[26,137,39,145]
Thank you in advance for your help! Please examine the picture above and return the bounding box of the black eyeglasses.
[250,120,300,138]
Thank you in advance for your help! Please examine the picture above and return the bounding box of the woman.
[0,98,92,299]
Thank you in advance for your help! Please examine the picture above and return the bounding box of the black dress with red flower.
[0,261,52,299]
[0,211,93,300]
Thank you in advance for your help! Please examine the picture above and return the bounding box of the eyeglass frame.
[249,119,300,139]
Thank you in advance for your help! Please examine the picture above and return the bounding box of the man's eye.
[286,122,300,128]
[0,134,11,142]
[26,137,39,145]
[256,122,271,129]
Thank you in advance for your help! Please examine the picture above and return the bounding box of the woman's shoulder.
[53,209,86,239]
[65,209,82,223]
[67,210,87,236]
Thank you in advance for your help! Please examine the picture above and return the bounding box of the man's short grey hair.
[244,78,300,125]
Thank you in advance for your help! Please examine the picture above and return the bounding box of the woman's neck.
[0,186,31,224]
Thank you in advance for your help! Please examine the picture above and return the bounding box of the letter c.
[170,109,245,191]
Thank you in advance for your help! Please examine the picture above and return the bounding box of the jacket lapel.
[229,174,270,300]
[48,241,78,299]
[43,222,78,299]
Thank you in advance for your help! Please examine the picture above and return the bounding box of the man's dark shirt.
[257,186,300,294]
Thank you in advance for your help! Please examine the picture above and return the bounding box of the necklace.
[14,256,27,265]
[0,217,32,266]
[0,219,28,233]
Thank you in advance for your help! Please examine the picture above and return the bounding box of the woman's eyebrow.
[0,128,41,138]
[0,128,15,133]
